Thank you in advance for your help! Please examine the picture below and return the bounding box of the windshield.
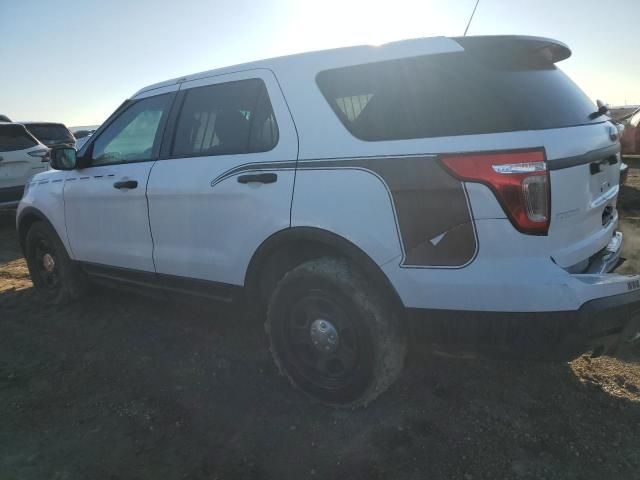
[25,123,74,144]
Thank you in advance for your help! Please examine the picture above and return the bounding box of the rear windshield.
[0,124,38,152]
[316,52,600,141]
[25,123,74,144]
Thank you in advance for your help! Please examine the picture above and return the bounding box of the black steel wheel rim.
[279,291,366,391]
[33,234,59,289]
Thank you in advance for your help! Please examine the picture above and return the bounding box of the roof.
[18,121,68,127]
[132,35,570,99]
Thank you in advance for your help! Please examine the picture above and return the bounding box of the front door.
[146,71,298,286]
[64,89,176,271]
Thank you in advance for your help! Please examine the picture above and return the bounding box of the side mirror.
[50,147,77,170]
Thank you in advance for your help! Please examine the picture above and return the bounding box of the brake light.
[441,149,550,234]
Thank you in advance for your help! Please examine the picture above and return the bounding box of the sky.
[1,0,639,127]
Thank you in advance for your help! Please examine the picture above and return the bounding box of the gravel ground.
[1,170,639,479]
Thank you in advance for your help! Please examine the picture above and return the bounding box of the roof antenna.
[463,0,480,36]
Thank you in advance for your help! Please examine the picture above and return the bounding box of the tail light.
[441,149,550,234]
[28,148,51,162]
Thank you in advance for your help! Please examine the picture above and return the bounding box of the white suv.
[17,36,640,407]
[0,122,49,207]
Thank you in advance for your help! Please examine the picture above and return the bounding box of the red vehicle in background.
[621,108,640,155]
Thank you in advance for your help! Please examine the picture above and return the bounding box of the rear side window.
[171,78,278,157]
[316,53,600,141]
[24,123,74,144]
[0,124,38,152]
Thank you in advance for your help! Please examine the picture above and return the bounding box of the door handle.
[237,173,277,184]
[113,180,138,189]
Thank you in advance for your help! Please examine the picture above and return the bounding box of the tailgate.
[545,122,621,268]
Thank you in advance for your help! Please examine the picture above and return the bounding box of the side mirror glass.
[50,147,77,170]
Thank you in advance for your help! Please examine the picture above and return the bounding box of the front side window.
[0,124,38,152]
[91,94,171,166]
[171,78,278,158]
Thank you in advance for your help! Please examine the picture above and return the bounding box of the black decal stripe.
[298,156,477,268]
[208,155,477,268]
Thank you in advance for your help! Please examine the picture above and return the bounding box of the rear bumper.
[0,185,24,205]
[582,230,623,274]
[408,288,640,361]
[408,231,640,360]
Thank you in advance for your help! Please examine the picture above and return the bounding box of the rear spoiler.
[454,35,572,64]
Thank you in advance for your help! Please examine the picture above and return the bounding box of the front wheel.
[266,257,406,408]
[24,221,87,304]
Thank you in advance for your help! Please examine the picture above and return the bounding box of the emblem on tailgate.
[627,279,640,291]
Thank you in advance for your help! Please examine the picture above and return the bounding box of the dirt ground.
[1,171,640,480]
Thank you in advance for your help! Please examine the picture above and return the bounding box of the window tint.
[0,124,38,152]
[92,94,171,166]
[24,124,74,145]
[171,78,278,157]
[317,53,600,141]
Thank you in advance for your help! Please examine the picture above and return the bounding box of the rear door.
[146,70,298,286]
[63,88,176,271]
[0,124,47,202]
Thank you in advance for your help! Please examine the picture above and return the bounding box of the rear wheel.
[24,221,87,304]
[266,257,406,407]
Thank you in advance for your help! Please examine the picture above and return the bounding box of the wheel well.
[17,212,43,252]
[245,228,405,316]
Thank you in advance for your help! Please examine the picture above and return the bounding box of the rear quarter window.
[0,125,38,152]
[316,52,600,141]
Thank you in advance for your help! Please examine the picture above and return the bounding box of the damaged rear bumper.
[408,289,640,361]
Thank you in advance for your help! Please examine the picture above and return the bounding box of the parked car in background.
[73,129,95,150]
[0,115,11,122]
[621,108,640,155]
[73,129,94,139]
[0,123,49,207]
[22,122,75,149]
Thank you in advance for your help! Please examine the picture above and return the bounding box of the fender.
[16,206,66,255]
[245,226,405,311]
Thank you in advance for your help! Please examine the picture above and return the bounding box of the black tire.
[24,221,87,304]
[266,257,406,408]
